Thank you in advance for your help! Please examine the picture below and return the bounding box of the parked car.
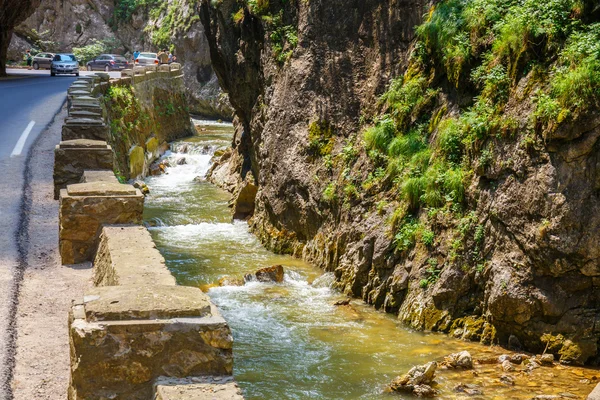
[86,54,130,72]
[135,52,159,66]
[50,54,79,76]
[32,52,55,70]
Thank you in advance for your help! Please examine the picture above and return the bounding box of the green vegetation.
[358,0,599,268]
[308,120,335,157]
[233,0,298,63]
[73,38,122,64]
[113,0,161,22]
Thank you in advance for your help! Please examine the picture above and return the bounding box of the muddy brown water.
[143,121,599,399]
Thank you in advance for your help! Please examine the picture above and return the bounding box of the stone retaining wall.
[53,70,242,399]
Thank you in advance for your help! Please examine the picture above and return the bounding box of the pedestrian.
[157,48,169,65]
[168,52,173,63]
[25,50,32,69]
[133,49,140,61]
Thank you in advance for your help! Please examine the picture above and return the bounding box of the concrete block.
[154,376,244,400]
[81,170,119,184]
[94,72,110,82]
[93,225,176,287]
[69,101,103,116]
[62,118,109,141]
[53,139,114,199]
[68,109,102,119]
[59,182,144,264]
[68,286,233,400]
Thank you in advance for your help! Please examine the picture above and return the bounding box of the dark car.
[31,52,55,70]
[86,54,129,72]
[51,53,79,76]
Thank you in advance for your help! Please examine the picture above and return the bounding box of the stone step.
[94,225,176,287]
[68,286,233,400]
[59,182,144,264]
[154,376,244,400]
[53,140,113,199]
[81,170,119,184]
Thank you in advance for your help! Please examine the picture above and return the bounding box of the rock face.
[0,0,41,75]
[200,0,600,365]
[7,0,232,119]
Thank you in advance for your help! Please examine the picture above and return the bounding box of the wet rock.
[502,360,516,372]
[540,353,555,365]
[218,276,245,287]
[510,354,525,364]
[180,144,189,154]
[176,157,187,165]
[498,354,510,363]
[334,299,351,306]
[245,265,285,283]
[526,359,541,371]
[132,180,150,195]
[500,374,516,385]
[454,383,483,396]
[509,335,522,351]
[389,361,437,395]
[193,176,205,183]
[233,177,258,220]
[413,384,437,397]
[444,351,473,369]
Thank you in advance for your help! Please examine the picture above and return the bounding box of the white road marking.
[11,121,35,157]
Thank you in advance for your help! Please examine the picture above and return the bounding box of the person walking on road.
[25,50,32,69]
[157,49,169,65]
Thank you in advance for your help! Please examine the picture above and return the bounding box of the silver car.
[51,53,80,76]
[135,52,159,66]
[32,52,55,70]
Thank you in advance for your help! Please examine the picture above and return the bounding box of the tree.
[0,0,41,76]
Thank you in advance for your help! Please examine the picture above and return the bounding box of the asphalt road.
[0,68,118,399]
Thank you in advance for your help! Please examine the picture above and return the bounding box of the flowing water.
[144,121,598,399]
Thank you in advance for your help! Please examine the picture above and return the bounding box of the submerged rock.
[444,351,473,369]
[333,299,351,306]
[389,361,437,396]
[176,157,187,165]
[499,374,515,386]
[453,383,483,396]
[245,265,285,283]
[218,276,245,287]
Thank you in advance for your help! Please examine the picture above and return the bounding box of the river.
[143,121,598,399]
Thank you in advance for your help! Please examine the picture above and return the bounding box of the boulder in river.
[444,350,473,369]
[388,361,437,396]
[218,276,245,287]
[176,157,187,165]
[245,265,285,283]
[132,180,150,195]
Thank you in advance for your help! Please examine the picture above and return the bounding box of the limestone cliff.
[201,0,600,365]
[7,0,231,119]
[0,0,41,75]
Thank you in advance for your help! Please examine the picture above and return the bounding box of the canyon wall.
[200,0,600,365]
[7,0,231,119]
[0,0,41,75]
